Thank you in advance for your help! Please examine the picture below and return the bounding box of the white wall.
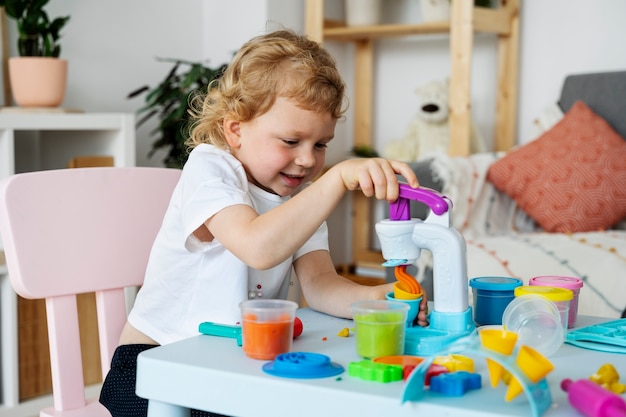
[17,0,206,168]
[518,0,626,144]
[5,0,625,265]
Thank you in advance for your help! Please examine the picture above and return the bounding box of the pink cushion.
[487,100,626,233]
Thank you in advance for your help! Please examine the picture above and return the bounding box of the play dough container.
[529,275,583,328]
[240,299,298,360]
[470,276,523,326]
[352,300,409,359]
[514,285,573,332]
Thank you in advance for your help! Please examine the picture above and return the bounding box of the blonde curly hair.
[186,29,347,150]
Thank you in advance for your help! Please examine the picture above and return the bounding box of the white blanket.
[418,151,626,319]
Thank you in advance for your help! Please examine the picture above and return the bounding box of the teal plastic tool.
[198,322,242,346]
[565,318,626,354]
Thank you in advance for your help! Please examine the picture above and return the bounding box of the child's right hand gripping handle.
[389,184,449,221]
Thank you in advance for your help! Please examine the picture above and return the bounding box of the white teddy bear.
[383,79,486,161]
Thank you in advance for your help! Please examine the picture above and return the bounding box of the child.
[100,29,427,417]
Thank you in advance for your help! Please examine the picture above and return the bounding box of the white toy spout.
[376,184,474,355]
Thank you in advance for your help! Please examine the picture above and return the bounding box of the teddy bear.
[382,78,486,161]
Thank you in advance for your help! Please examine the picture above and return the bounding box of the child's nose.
[295,149,316,167]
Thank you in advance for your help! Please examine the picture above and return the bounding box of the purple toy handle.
[389,184,449,221]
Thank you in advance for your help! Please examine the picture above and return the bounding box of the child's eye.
[315,143,328,150]
[282,139,298,146]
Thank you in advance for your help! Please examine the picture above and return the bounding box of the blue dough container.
[469,277,523,326]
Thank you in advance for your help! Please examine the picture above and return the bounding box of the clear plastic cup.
[514,286,573,331]
[240,299,298,360]
[502,294,564,357]
[352,300,409,359]
[529,276,583,328]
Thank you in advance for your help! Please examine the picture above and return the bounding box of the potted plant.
[0,0,70,107]
[128,58,228,169]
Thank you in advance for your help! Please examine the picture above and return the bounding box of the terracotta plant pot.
[9,57,68,107]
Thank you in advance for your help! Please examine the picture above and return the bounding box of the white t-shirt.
[128,144,329,345]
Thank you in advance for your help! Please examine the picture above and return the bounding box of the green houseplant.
[0,0,70,57]
[128,58,228,169]
[0,0,71,107]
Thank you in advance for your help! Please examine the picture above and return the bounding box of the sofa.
[398,70,626,320]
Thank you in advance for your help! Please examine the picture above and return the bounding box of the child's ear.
[224,119,241,148]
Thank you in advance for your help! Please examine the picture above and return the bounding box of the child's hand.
[335,158,419,201]
[416,291,429,327]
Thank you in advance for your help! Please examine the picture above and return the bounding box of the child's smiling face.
[226,97,337,197]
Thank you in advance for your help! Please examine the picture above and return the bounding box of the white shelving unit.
[0,112,135,417]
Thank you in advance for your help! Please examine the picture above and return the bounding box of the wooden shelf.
[305,0,519,273]
[321,6,515,41]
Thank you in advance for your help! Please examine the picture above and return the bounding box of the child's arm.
[294,250,428,326]
[205,158,418,270]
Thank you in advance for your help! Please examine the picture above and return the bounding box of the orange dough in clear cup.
[240,299,297,360]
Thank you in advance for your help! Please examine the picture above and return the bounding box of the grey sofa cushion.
[559,71,626,140]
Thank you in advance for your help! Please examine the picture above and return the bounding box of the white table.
[136,309,626,417]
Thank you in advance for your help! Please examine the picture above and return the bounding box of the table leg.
[147,399,191,417]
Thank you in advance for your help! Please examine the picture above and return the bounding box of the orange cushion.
[487,101,626,233]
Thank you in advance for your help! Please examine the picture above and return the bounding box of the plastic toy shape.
[402,334,554,417]
[424,364,449,385]
[430,371,482,396]
[373,355,425,381]
[479,328,518,387]
[262,352,344,379]
[433,354,474,373]
[590,364,626,394]
[375,185,474,355]
[561,378,626,417]
[348,360,403,383]
[505,345,554,402]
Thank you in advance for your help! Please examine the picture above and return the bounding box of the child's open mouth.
[281,173,305,188]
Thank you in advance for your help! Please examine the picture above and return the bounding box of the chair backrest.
[0,167,180,415]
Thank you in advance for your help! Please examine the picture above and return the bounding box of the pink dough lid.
[529,275,583,290]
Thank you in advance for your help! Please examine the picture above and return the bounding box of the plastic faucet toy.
[561,378,626,417]
[375,184,474,355]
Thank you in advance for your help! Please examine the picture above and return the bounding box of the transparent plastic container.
[352,300,409,359]
[502,294,564,357]
[514,285,573,331]
[240,299,298,360]
[529,276,583,328]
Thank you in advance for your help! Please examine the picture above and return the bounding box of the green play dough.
[354,311,405,359]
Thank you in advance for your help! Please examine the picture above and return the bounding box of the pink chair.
[0,167,180,417]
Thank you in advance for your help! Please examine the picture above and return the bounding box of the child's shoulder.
[188,144,239,167]
[184,144,246,182]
